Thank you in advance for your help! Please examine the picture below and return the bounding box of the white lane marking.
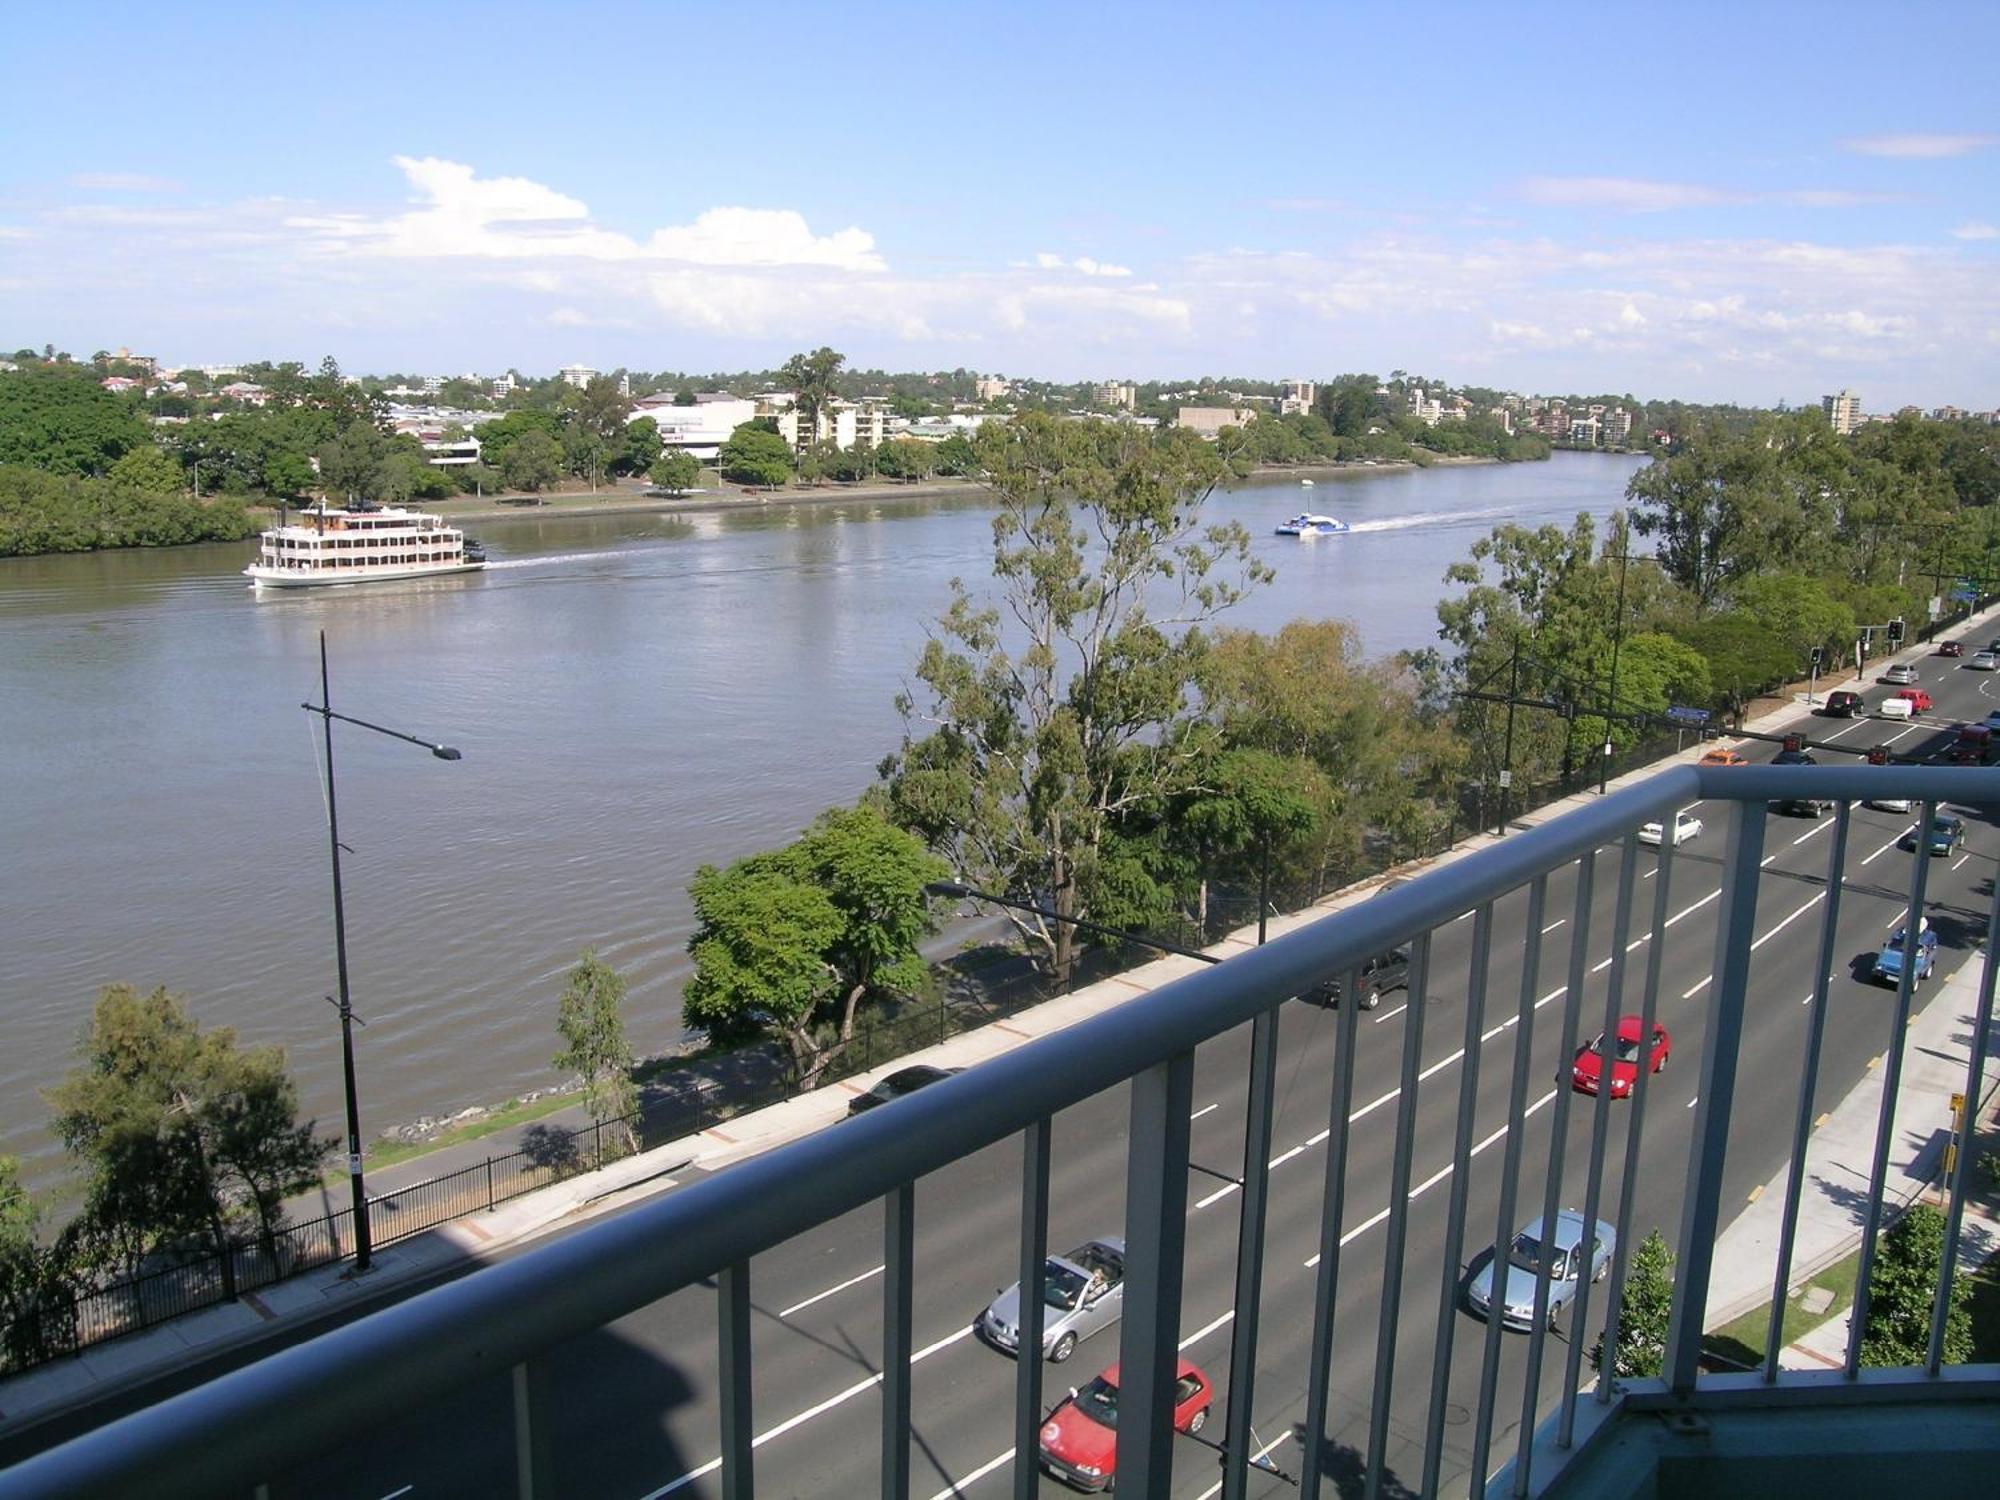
[378,1489,414,1500]
[1372,1003,1409,1024]
[1419,1047,1467,1084]
[1665,888,1723,928]
[926,1449,1012,1499]
[1269,1144,1306,1170]
[1682,975,1710,1000]
[1860,833,1902,866]
[1687,1095,1699,1109]
[1754,895,1825,951]
[1195,1180,1240,1210]
[1455,910,1477,923]
[1190,1103,1219,1122]
[1792,820,1834,846]
[1348,1086,1404,1124]
[1181,1308,1235,1349]
[1953,853,1971,871]
[1541,918,1567,935]
[1193,1431,1294,1500]
[779,1264,884,1319]
[1760,854,1777,868]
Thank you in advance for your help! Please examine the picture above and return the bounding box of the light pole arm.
[302,702,460,760]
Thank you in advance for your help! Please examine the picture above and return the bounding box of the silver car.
[977,1237,1126,1362]
[1881,663,1919,685]
[1467,1211,1615,1330]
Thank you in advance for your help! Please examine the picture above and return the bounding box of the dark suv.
[1822,690,1864,717]
[1771,748,1831,817]
[1305,949,1412,1010]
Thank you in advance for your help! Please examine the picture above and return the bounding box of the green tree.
[875,437,936,483]
[611,417,664,478]
[1676,612,1797,722]
[684,806,946,1086]
[500,428,564,493]
[879,415,1269,984]
[0,1156,74,1372]
[779,347,846,437]
[1859,1203,1972,1367]
[315,421,395,505]
[718,422,794,488]
[0,369,151,476]
[1592,1229,1674,1378]
[933,433,978,477]
[648,450,702,494]
[106,444,183,496]
[552,951,639,1153]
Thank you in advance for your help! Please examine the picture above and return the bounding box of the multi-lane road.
[67,643,2000,1499]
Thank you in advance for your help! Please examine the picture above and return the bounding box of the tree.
[46,985,328,1274]
[780,347,846,437]
[1592,1229,1673,1378]
[933,433,978,477]
[0,1156,74,1372]
[315,421,395,505]
[879,416,1269,984]
[1859,1203,1972,1367]
[106,445,184,497]
[684,806,946,1086]
[0,369,151,476]
[500,428,563,493]
[611,417,664,478]
[552,951,639,1153]
[874,437,936,483]
[718,422,794,488]
[648,450,702,494]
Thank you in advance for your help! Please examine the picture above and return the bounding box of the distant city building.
[1488,405,1514,434]
[217,381,269,406]
[629,393,758,460]
[1568,415,1600,446]
[419,435,482,467]
[1176,406,1256,440]
[974,375,1012,401]
[1822,389,1860,435]
[1604,408,1634,446]
[106,347,158,376]
[420,374,445,395]
[1093,381,1137,411]
[1279,378,1316,416]
[618,373,631,398]
[1933,405,1966,422]
[558,364,598,389]
[99,375,145,394]
[490,373,517,399]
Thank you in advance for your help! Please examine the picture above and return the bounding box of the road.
[129,651,2000,1497]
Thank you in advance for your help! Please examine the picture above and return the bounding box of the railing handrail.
[11,764,2000,1498]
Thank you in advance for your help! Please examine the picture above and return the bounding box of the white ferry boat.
[1275,513,1350,537]
[243,503,486,588]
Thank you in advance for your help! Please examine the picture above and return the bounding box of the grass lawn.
[1704,1244,1863,1369]
[321,1088,585,1188]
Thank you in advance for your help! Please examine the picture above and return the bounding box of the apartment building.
[1822,388,1861,435]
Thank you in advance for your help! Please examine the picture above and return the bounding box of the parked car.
[1938,641,1965,658]
[1899,814,1967,857]
[1698,747,1748,766]
[847,1065,963,1115]
[1822,690,1866,716]
[979,1239,1126,1362]
[1304,948,1411,1011]
[1467,1211,1616,1330]
[1038,1359,1211,1491]
[1637,810,1703,847]
[1882,663,1920,685]
[1569,1016,1672,1097]
[1970,652,2000,672]
[1892,688,1933,713]
[1872,920,1938,986]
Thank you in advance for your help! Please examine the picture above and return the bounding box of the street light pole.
[1600,548,1632,796]
[304,631,462,1275]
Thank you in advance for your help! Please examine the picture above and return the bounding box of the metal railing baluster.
[1928,862,2000,1373]
[1301,966,1364,1500]
[1013,1119,1051,1500]
[1764,804,1852,1380]
[1560,834,1640,1444]
[1364,932,1432,1500]
[1222,1006,1282,1500]
[1597,821,1677,1402]
[1845,798,1939,1378]
[1470,876,1548,1491]
[1114,1050,1195,1499]
[1421,904,1494,1498]
[719,1260,753,1500]
[511,1358,556,1500]
[883,1183,916,1500]
[1664,798,1768,1396]
[1512,852,1597,1497]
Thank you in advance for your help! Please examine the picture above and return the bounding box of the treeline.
[1236,409,1550,467]
[0,461,257,558]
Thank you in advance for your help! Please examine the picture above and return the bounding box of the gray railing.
[8,764,2000,1499]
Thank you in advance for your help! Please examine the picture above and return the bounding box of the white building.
[421,374,445,395]
[1176,406,1256,440]
[490,373,517,399]
[629,394,758,460]
[1279,379,1316,416]
[1094,381,1137,411]
[1822,389,1861,435]
[975,375,1012,401]
[1604,408,1634,446]
[1568,415,1601,446]
[421,436,482,467]
[558,364,599,389]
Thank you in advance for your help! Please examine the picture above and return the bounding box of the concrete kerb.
[6,609,1997,1439]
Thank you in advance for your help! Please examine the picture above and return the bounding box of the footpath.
[5,617,1998,1442]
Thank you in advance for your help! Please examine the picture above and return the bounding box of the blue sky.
[2,1,1996,406]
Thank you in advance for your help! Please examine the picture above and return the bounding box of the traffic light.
[1887,617,1906,646]
[1782,733,1804,753]
[1867,744,1890,766]
[1810,645,1825,668]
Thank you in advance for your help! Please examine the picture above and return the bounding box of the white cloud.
[68,172,183,193]
[1952,222,1999,240]
[1521,177,1740,212]
[1033,251,1133,277]
[646,207,882,270]
[1842,132,2000,158]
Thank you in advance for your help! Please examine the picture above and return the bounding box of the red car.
[1893,688,1934,713]
[1039,1358,1212,1491]
[1938,641,1965,657]
[1570,1016,1671,1098]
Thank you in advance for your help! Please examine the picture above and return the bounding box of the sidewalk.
[4,611,1995,1440]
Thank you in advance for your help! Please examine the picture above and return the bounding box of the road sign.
[1665,705,1712,726]
[1953,585,1978,603]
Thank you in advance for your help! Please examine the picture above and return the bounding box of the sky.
[2,1,1996,407]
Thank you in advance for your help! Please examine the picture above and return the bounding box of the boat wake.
[1345,504,1518,535]
[483,546,669,571]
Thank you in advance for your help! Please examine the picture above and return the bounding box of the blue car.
[1467,1210,1615,1331]
[1873,921,1938,986]
[1897,814,1967,857]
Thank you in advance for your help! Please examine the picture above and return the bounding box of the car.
[1569,1016,1671,1097]
[1892,688,1933,713]
[1038,1358,1212,1491]
[847,1065,963,1115]
[1770,749,1831,816]
[1304,948,1411,1011]
[1983,708,2000,733]
[979,1238,1126,1362]
[1698,747,1748,766]
[1988,637,2000,653]
[1882,663,1920,685]
[1467,1211,1616,1330]
[1877,697,1915,721]
[1950,725,1993,764]
[1822,690,1866,716]
[1938,641,1965,658]
[1872,920,1939,986]
[1866,790,1915,813]
[1970,652,2000,672]
[1637,810,1703,847]
[1898,814,1967,857]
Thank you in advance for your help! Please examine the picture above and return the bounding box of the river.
[0,452,1645,1183]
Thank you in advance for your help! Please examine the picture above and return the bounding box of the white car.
[1969,652,1999,671]
[1877,697,1915,720]
[1638,811,1703,847]
[1881,664,1919,685]
[1867,794,1914,814]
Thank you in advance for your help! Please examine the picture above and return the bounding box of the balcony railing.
[7,764,1999,1499]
